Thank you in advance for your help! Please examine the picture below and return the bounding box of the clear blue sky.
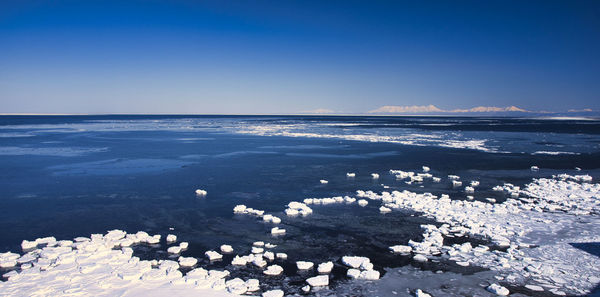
[1,0,599,114]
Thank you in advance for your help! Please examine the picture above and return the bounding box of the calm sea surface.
[1,115,599,292]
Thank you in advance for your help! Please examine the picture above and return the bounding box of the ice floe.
[415,289,432,297]
[285,201,313,216]
[166,234,177,243]
[220,244,234,253]
[296,261,314,270]
[263,265,284,276]
[178,256,197,267]
[487,283,510,295]
[306,275,329,287]
[346,172,356,177]
[195,189,207,196]
[0,230,244,297]
[205,250,223,261]
[345,173,600,295]
[317,261,334,274]
[271,227,286,235]
[319,179,328,184]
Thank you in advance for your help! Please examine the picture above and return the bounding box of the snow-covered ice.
[205,250,223,261]
[263,265,284,276]
[487,283,510,295]
[220,244,233,253]
[306,275,329,287]
[166,234,177,243]
[296,261,314,270]
[317,261,334,274]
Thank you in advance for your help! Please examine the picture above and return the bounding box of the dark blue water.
[1,115,599,293]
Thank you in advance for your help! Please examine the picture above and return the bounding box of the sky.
[1,0,599,114]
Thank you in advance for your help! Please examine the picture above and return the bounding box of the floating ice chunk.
[485,198,496,203]
[302,285,311,293]
[347,268,361,279]
[265,243,277,248]
[167,246,182,254]
[379,206,391,213]
[317,261,334,274]
[456,261,469,267]
[320,179,328,184]
[448,175,460,180]
[231,255,247,266]
[263,251,275,261]
[178,256,197,267]
[531,166,539,171]
[276,253,288,260]
[432,177,441,182]
[452,180,462,187]
[371,173,379,179]
[470,181,480,187]
[264,264,284,276]
[466,195,474,200]
[306,275,329,287]
[575,167,581,171]
[246,279,260,292]
[389,245,412,254]
[252,247,264,254]
[233,204,247,213]
[457,242,472,253]
[220,244,233,253]
[415,289,432,297]
[525,285,544,291]
[205,251,222,261]
[270,216,282,224]
[296,261,314,270]
[0,259,17,268]
[179,242,189,249]
[226,278,248,295]
[21,240,37,250]
[166,234,177,243]
[262,289,284,297]
[465,186,475,193]
[253,241,265,247]
[285,208,299,216]
[253,257,267,268]
[342,256,370,269]
[359,270,380,280]
[487,284,510,295]
[413,254,428,262]
[16,253,36,264]
[422,166,430,172]
[360,261,374,271]
[358,199,368,206]
[286,201,313,217]
[271,227,286,235]
[147,234,161,244]
[347,172,356,177]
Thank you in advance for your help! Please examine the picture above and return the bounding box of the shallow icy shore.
[1,173,599,296]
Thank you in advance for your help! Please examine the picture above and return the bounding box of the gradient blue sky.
[1,0,599,114]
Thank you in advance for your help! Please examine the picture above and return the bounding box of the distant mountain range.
[364,105,597,117]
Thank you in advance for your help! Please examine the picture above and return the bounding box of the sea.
[1,115,599,296]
